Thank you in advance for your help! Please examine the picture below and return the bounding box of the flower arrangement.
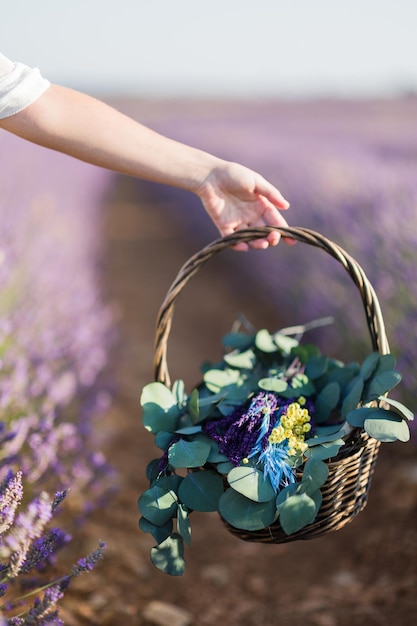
[138,319,413,576]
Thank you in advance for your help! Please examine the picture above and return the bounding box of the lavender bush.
[0,134,114,622]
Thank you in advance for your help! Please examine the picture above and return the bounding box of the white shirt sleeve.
[0,52,51,119]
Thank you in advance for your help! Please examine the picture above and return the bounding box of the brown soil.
[60,176,417,626]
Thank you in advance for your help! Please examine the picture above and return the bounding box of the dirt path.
[60,176,417,626]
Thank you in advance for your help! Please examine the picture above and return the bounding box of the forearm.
[0,84,222,192]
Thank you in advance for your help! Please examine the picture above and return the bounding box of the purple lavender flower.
[70,540,106,577]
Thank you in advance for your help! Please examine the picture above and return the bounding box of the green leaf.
[145,459,160,483]
[346,407,378,428]
[155,431,175,450]
[255,329,279,353]
[341,375,364,418]
[305,439,345,461]
[178,470,224,512]
[307,424,347,446]
[301,458,329,495]
[138,517,173,544]
[277,492,318,535]
[227,466,276,502]
[188,388,199,423]
[150,534,185,576]
[224,349,256,369]
[360,352,381,381]
[364,371,402,401]
[281,374,315,398]
[172,379,187,407]
[258,378,288,393]
[273,333,299,354]
[375,353,396,374]
[364,411,410,442]
[175,425,202,435]
[177,503,192,545]
[138,486,178,526]
[141,382,177,409]
[222,332,254,351]
[276,482,300,506]
[218,488,277,530]
[305,355,328,380]
[168,439,211,469]
[314,382,340,423]
[141,404,180,435]
[153,474,183,493]
[216,461,235,474]
[203,368,241,394]
[379,396,414,421]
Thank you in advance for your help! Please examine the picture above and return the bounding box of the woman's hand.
[196,161,291,251]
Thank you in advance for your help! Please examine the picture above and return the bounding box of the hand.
[195,161,292,251]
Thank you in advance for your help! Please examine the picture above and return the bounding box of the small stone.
[200,563,230,586]
[142,600,193,626]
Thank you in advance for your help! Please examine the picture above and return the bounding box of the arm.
[0,84,291,250]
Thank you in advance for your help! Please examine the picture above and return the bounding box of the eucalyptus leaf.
[375,353,396,374]
[203,368,241,394]
[138,486,178,526]
[222,332,254,351]
[227,466,276,502]
[175,426,203,435]
[301,458,329,495]
[255,329,279,353]
[346,406,378,428]
[364,411,410,442]
[140,382,177,409]
[281,374,315,398]
[172,379,187,408]
[305,439,345,461]
[216,461,235,474]
[145,459,160,483]
[360,352,381,381]
[364,370,402,401]
[153,474,183,493]
[150,534,185,576]
[178,470,224,512]
[305,355,328,380]
[168,439,211,469]
[224,349,256,369]
[139,517,173,544]
[258,377,288,393]
[277,492,318,535]
[341,375,364,418]
[273,333,299,354]
[379,396,414,421]
[155,431,176,451]
[314,382,340,423]
[177,503,192,545]
[141,403,180,435]
[188,388,199,424]
[218,488,277,530]
[276,482,299,506]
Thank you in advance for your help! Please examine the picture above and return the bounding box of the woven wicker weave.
[152,226,388,543]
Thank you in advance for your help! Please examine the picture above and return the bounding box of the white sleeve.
[0,52,51,119]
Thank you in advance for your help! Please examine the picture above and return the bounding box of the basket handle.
[153,226,389,387]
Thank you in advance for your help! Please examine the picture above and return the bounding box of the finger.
[254,177,290,210]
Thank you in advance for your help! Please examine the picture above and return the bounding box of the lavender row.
[0,134,115,621]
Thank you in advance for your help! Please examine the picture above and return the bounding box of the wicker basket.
[152,226,389,543]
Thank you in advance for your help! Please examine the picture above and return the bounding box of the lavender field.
[1,95,417,624]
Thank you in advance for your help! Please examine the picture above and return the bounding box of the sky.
[1,0,417,98]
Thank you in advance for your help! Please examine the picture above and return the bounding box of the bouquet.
[138,318,413,575]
